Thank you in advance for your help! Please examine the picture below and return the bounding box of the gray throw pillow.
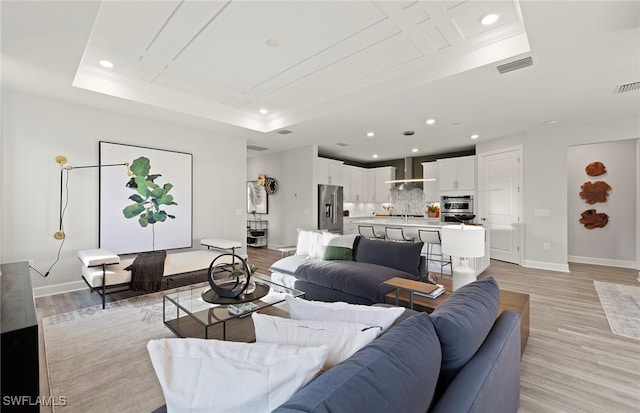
[353,237,424,277]
[430,277,500,392]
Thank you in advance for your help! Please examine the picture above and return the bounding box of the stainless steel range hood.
[387,157,434,190]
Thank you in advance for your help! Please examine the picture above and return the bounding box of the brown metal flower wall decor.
[585,161,606,176]
[579,161,609,229]
[579,180,611,204]
[579,209,609,229]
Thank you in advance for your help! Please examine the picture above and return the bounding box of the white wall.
[1,89,247,295]
[247,145,316,248]
[567,140,636,267]
[477,115,639,272]
[637,139,640,280]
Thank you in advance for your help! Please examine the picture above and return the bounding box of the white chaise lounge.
[79,248,239,308]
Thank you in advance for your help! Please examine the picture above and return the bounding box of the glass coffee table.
[163,274,304,341]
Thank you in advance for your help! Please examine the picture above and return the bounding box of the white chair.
[358,225,384,240]
[418,229,452,282]
[385,227,414,242]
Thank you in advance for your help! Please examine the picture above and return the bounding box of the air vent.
[277,129,293,135]
[336,142,349,147]
[497,56,533,74]
[247,145,269,152]
[614,82,640,94]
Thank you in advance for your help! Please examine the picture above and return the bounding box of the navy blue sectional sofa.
[270,236,426,304]
[151,278,521,413]
[274,278,521,413]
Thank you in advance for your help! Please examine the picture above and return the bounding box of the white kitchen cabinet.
[438,156,476,192]
[422,162,440,203]
[343,166,395,203]
[344,165,365,202]
[316,158,344,186]
[342,165,352,201]
[365,170,376,202]
[374,167,395,203]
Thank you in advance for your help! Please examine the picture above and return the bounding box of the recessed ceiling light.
[425,119,436,125]
[372,154,379,159]
[367,132,375,137]
[259,108,268,115]
[480,13,499,26]
[266,39,280,48]
[543,120,558,125]
[470,134,479,140]
[412,148,418,153]
[99,60,114,68]
[403,130,415,136]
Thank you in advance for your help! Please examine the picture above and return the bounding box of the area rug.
[593,281,640,340]
[42,284,206,412]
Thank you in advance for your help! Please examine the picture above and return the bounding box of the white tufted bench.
[79,248,243,308]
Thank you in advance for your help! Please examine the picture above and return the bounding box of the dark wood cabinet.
[1,262,39,412]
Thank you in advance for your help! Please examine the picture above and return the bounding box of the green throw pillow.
[323,246,353,261]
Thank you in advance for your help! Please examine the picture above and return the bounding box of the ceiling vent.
[277,129,293,135]
[247,145,269,151]
[497,56,533,74]
[614,81,640,94]
[336,142,349,147]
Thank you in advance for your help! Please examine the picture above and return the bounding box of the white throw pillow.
[147,338,328,413]
[322,231,340,246]
[307,231,326,259]
[295,229,312,256]
[252,313,380,369]
[285,296,405,333]
[326,233,358,249]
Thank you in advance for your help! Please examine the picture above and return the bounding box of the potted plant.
[229,262,258,295]
[427,204,440,218]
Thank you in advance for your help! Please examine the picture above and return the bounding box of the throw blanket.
[125,250,167,292]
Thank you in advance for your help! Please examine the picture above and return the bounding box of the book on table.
[414,284,445,299]
[228,302,258,315]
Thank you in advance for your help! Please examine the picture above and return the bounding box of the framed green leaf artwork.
[99,141,193,254]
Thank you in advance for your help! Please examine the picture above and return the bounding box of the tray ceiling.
[74,0,529,133]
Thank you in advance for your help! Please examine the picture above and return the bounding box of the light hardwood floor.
[35,248,640,413]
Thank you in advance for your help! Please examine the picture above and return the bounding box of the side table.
[201,238,242,255]
[384,276,530,357]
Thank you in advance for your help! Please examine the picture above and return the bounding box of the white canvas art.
[99,141,192,254]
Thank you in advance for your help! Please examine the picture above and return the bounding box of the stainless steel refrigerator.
[318,184,343,233]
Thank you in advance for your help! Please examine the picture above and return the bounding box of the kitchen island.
[344,216,490,276]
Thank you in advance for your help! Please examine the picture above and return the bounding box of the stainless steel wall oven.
[440,195,474,223]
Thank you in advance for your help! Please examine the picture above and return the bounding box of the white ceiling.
[2,1,639,162]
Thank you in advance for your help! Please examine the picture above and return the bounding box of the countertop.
[347,216,442,228]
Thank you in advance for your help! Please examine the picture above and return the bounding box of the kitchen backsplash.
[345,188,438,217]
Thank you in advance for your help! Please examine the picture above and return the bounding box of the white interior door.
[477,146,523,264]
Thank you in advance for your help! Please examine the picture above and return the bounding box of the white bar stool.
[418,229,452,281]
[358,225,385,240]
[385,227,414,242]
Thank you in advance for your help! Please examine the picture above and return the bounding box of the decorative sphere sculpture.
[206,253,251,299]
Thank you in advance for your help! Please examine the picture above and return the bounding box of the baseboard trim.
[568,255,636,269]
[33,280,88,298]
[522,260,570,273]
